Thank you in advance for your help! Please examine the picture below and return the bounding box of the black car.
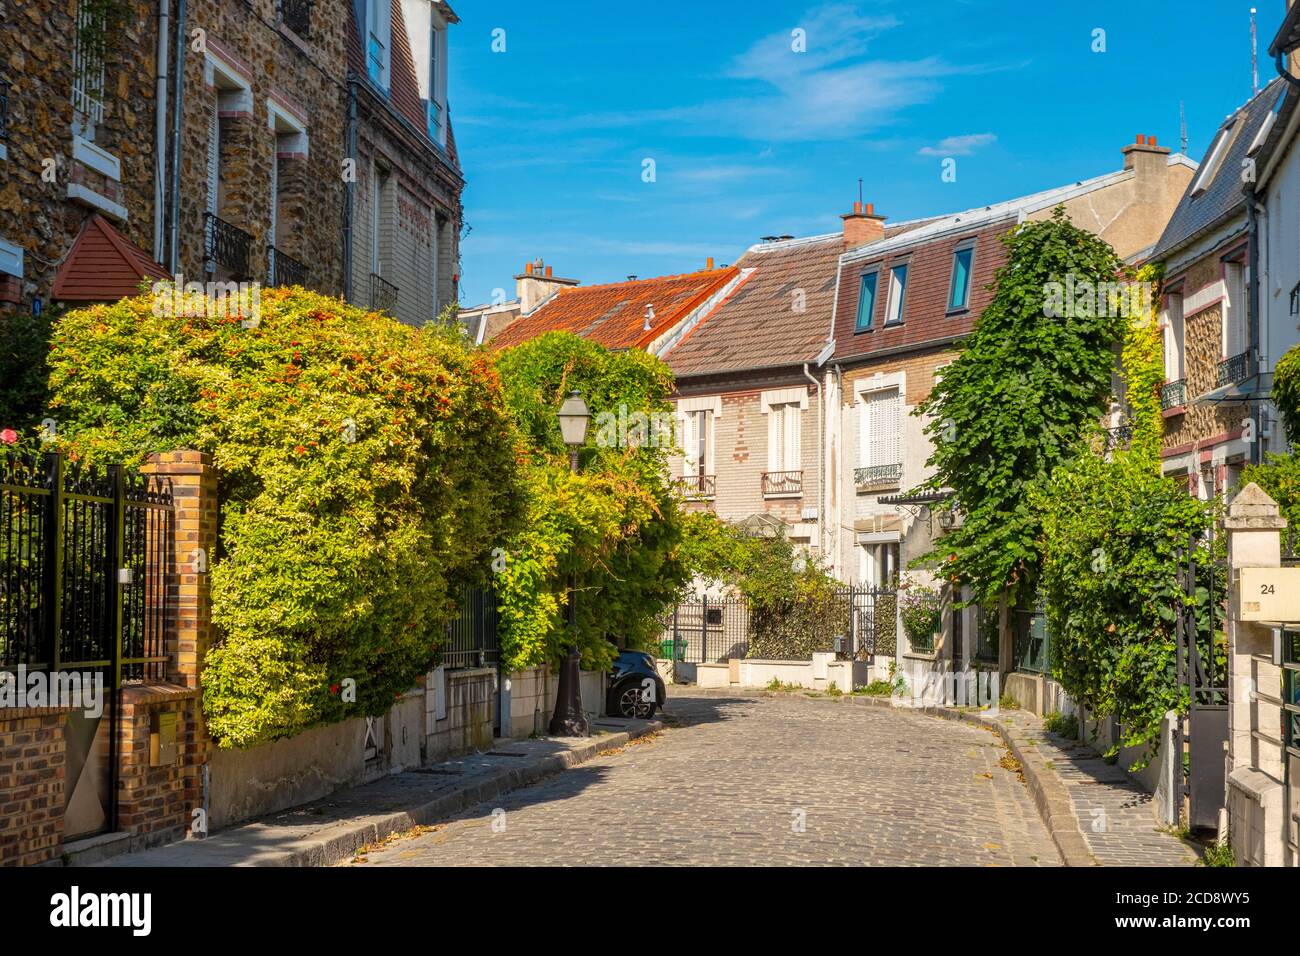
[606,649,667,719]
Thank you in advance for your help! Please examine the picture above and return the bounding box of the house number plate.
[1238,567,1300,622]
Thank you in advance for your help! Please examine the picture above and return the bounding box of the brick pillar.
[142,452,218,690]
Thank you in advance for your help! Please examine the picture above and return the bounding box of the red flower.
[330,684,340,695]
[0,429,17,445]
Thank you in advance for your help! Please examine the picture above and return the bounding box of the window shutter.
[206,102,220,217]
[866,389,900,467]
[767,405,781,472]
[785,404,801,471]
[681,412,697,473]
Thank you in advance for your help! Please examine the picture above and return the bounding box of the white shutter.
[1224,265,1245,358]
[681,412,698,474]
[206,102,220,216]
[785,404,801,471]
[767,405,781,472]
[867,389,900,467]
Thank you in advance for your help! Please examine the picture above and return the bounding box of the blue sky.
[449,0,1282,307]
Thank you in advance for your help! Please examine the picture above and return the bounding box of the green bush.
[1043,710,1079,739]
[46,287,523,747]
[0,307,61,432]
[1272,343,1300,447]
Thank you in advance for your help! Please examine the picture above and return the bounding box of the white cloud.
[917,132,998,156]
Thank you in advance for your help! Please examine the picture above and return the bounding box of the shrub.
[1043,710,1079,739]
[898,576,942,652]
[46,287,523,747]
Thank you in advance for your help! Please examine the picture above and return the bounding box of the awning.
[1191,372,1273,407]
[52,215,170,303]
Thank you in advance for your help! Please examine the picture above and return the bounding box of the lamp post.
[549,391,591,737]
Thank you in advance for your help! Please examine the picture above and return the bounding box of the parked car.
[606,649,666,719]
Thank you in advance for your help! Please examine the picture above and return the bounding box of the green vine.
[1120,262,1165,465]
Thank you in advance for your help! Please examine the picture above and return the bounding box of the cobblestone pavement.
[351,691,1062,867]
[1002,713,1198,866]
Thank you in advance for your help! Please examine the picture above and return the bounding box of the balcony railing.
[268,246,307,288]
[204,213,253,279]
[761,470,803,497]
[676,474,716,499]
[1217,350,1255,389]
[369,273,399,314]
[854,463,903,489]
[0,80,8,142]
[277,0,312,38]
[1159,379,1186,411]
[1104,424,1133,452]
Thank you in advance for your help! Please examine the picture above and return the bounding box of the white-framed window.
[859,387,901,469]
[885,262,908,326]
[72,0,107,128]
[768,402,801,473]
[370,161,389,275]
[1223,259,1246,358]
[1164,292,1185,381]
[681,409,712,478]
[1192,119,1237,196]
[366,0,392,90]
[206,99,221,218]
[861,541,900,588]
[426,21,447,144]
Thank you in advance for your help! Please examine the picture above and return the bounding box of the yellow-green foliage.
[1121,263,1165,465]
[46,287,523,747]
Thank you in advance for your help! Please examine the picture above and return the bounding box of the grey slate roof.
[1152,77,1290,261]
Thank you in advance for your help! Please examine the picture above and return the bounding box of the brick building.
[825,137,1195,684]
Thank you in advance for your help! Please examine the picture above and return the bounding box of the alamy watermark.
[151,273,262,328]
[0,666,104,718]
[1042,275,1154,322]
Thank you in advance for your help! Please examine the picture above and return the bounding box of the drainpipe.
[831,362,844,578]
[152,0,170,263]
[802,363,822,557]
[166,0,187,273]
[343,79,358,303]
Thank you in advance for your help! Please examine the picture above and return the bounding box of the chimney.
[841,200,887,249]
[515,258,580,314]
[706,257,715,270]
[1122,132,1171,177]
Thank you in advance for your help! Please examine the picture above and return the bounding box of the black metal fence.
[1,452,175,683]
[657,587,897,663]
[441,583,499,669]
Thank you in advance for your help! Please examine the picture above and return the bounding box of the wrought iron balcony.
[761,470,803,497]
[1216,350,1255,389]
[277,0,312,38]
[854,463,903,489]
[369,273,399,314]
[1159,379,1186,411]
[268,246,307,288]
[676,474,716,499]
[1104,424,1133,452]
[204,213,253,279]
[0,80,8,142]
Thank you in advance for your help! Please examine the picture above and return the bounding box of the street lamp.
[549,391,590,737]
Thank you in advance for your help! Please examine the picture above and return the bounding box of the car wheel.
[616,681,657,719]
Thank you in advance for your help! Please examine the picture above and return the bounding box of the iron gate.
[1174,528,1228,832]
[1,452,174,838]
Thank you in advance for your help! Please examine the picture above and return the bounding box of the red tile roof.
[490,267,741,352]
[51,215,170,303]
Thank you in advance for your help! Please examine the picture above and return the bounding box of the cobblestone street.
[351,691,1063,867]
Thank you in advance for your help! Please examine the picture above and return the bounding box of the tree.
[492,332,695,672]
[916,207,1126,607]
[44,287,523,747]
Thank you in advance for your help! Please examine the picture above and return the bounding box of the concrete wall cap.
[1224,482,1287,530]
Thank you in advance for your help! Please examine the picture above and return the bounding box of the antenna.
[1180,100,1188,154]
[1252,7,1259,95]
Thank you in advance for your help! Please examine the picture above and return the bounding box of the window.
[366,0,392,90]
[681,409,711,477]
[1248,89,1287,156]
[855,271,878,331]
[370,162,390,275]
[948,246,973,311]
[768,402,801,472]
[1191,119,1237,196]
[1223,259,1246,358]
[1164,293,1185,381]
[426,22,446,144]
[860,388,901,469]
[885,263,908,326]
[205,100,221,218]
[72,0,106,128]
[863,542,899,587]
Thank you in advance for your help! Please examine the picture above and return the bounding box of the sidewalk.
[689,686,1198,867]
[96,716,662,867]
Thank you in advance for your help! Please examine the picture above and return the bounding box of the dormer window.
[1191,118,1237,196]
[426,18,448,146]
[366,0,391,91]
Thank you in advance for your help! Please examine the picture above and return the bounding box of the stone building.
[345,0,463,325]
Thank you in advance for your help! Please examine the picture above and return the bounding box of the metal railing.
[676,474,715,498]
[1104,424,1133,452]
[854,463,902,488]
[268,246,308,288]
[369,273,399,314]
[277,0,312,38]
[1013,605,1050,674]
[1160,379,1186,410]
[205,213,253,279]
[761,470,803,496]
[1216,350,1255,388]
[441,584,498,669]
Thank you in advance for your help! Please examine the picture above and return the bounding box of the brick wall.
[0,711,67,866]
[115,685,205,843]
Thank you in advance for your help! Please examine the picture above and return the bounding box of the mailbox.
[1237,567,1300,622]
[150,711,178,767]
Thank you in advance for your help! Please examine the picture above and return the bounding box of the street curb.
[115,720,663,868]
[714,688,1099,867]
